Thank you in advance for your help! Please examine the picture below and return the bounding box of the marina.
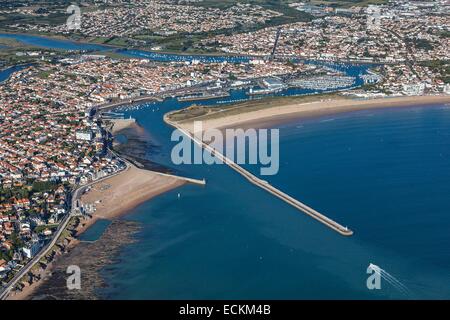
[289,76,356,90]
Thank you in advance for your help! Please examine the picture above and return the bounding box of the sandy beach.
[110,118,138,134]
[173,95,450,132]
[76,164,186,234]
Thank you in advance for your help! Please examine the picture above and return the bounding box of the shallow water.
[79,219,112,242]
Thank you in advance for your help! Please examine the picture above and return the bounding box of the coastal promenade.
[154,171,206,186]
[165,118,353,237]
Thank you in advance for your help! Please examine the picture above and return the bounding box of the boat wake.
[369,263,411,296]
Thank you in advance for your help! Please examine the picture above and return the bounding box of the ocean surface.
[93,102,450,300]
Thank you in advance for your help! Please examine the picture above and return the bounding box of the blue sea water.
[94,102,450,300]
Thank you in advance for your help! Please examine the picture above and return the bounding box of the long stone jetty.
[166,119,353,237]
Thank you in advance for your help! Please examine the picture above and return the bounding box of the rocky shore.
[28,220,141,300]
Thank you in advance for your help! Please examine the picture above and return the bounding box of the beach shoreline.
[75,164,187,235]
[168,95,450,133]
[6,164,187,300]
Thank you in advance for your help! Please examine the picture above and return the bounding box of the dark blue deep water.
[96,102,450,300]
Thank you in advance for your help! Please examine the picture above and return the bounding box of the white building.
[444,83,450,95]
[21,241,42,259]
[76,130,94,141]
[402,83,425,96]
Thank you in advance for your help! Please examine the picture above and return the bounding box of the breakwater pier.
[165,119,353,237]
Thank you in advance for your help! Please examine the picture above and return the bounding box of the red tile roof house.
[3,222,14,235]
[2,240,13,251]
[0,259,8,272]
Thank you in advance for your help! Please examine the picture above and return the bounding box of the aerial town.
[7,1,282,35]
[0,54,350,289]
[0,0,449,301]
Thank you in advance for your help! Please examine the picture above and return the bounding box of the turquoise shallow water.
[79,219,112,242]
[95,103,450,300]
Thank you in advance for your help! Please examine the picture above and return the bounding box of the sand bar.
[175,95,450,132]
[110,118,139,134]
